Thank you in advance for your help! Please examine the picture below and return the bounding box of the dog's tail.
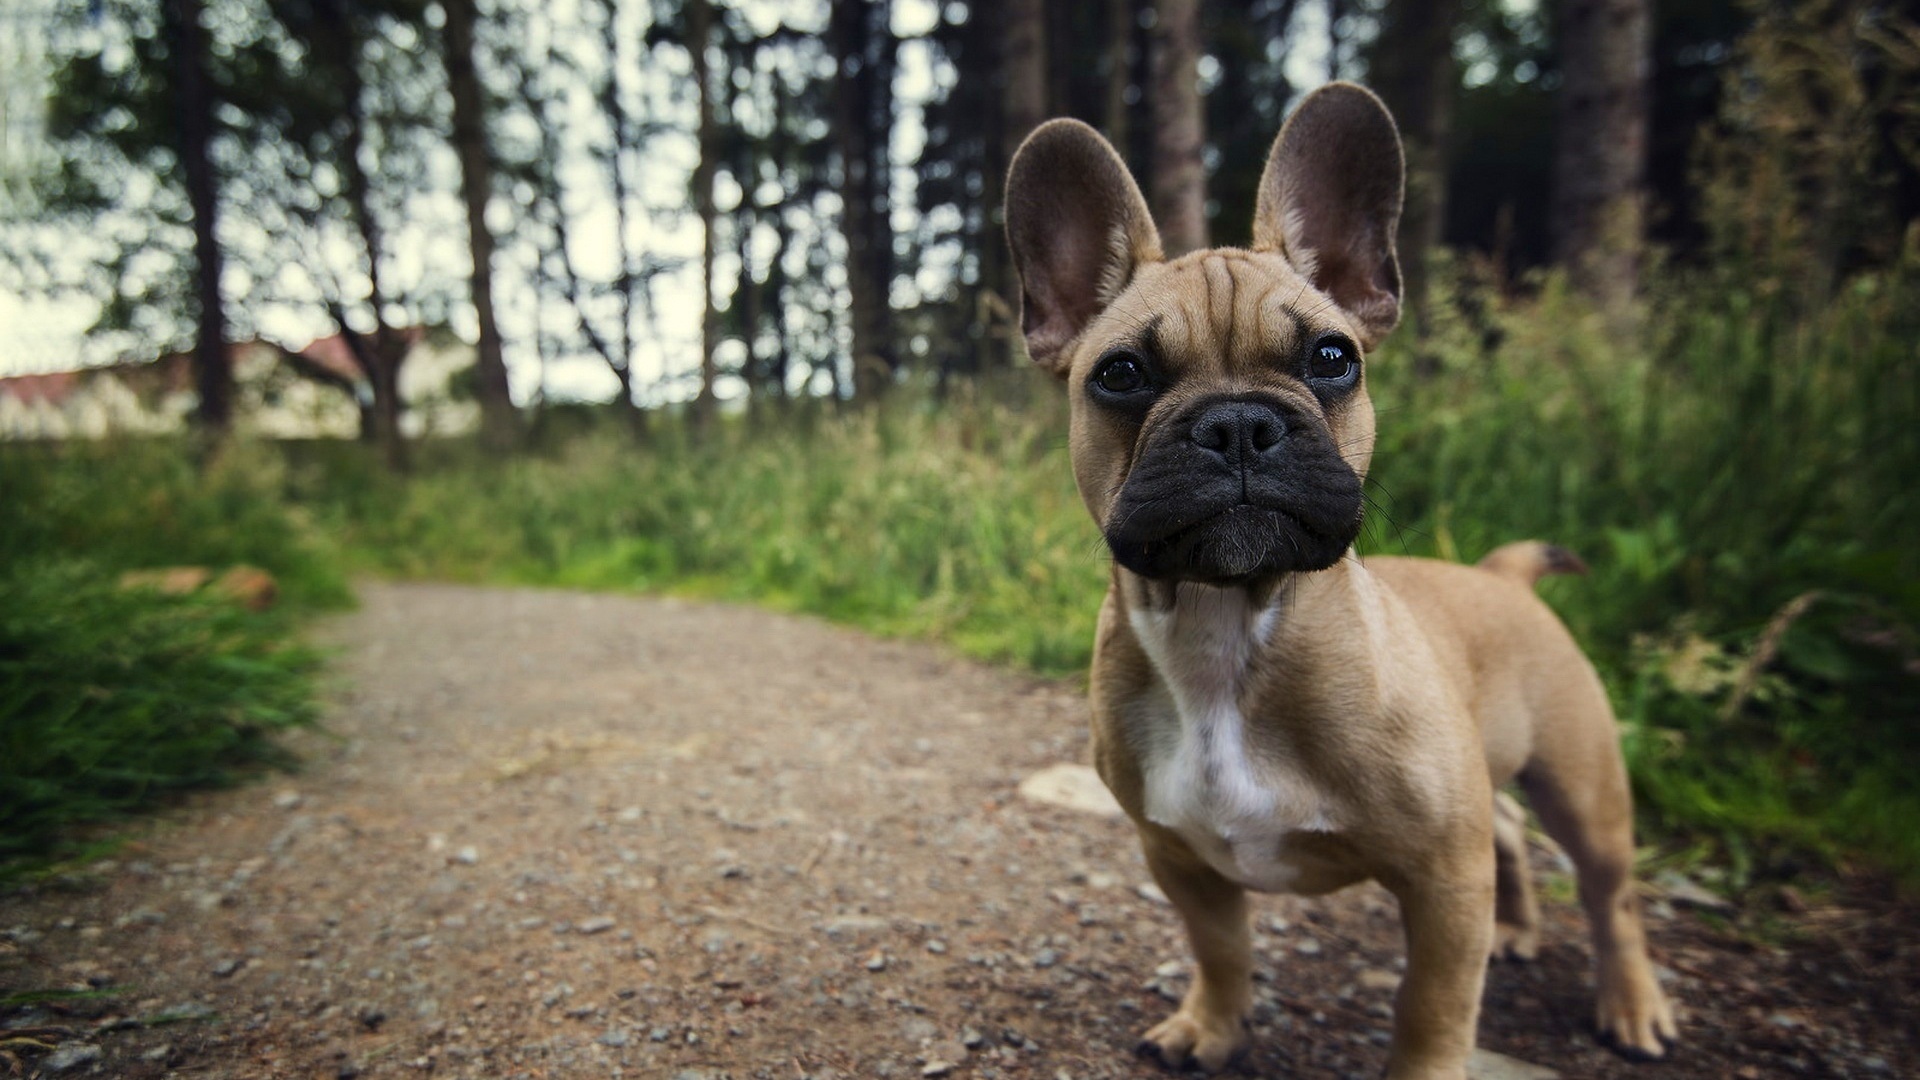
[1477,540,1589,588]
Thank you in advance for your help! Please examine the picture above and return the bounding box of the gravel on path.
[1,583,1912,1079]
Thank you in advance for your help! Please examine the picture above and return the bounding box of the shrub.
[0,560,322,869]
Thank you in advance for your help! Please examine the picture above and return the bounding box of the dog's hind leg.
[1490,791,1541,961]
[1135,828,1253,1073]
[1518,701,1679,1060]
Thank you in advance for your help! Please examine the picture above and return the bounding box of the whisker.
[1359,481,1424,556]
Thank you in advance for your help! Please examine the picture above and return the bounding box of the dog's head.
[1005,83,1404,587]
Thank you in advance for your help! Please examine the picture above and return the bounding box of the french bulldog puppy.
[1002,83,1678,1079]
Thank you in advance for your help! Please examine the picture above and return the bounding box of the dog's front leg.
[1383,846,1497,1080]
[1137,828,1253,1072]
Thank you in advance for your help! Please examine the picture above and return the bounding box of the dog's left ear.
[1252,83,1405,347]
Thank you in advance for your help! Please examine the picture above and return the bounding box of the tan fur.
[1006,85,1677,1078]
[1478,539,1591,586]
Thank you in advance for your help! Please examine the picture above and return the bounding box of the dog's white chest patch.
[1129,587,1335,893]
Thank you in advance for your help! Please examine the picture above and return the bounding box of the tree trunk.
[1368,0,1460,370]
[313,1,408,470]
[332,318,408,472]
[1552,0,1650,307]
[737,209,764,400]
[689,0,720,427]
[369,340,406,472]
[766,91,793,402]
[1103,0,1133,150]
[861,6,896,394]
[442,0,517,449]
[611,361,643,434]
[597,0,645,436]
[1326,0,1346,79]
[1150,0,1208,255]
[1002,0,1047,155]
[830,0,895,403]
[989,0,1046,373]
[552,197,645,436]
[767,226,791,401]
[163,0,232,435]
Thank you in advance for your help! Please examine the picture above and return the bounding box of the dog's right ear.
[1005,120,1163,378]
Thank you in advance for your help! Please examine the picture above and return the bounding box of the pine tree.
[1552,0,1651,306]
[1151,0,1208,254]
[442,0,519,448]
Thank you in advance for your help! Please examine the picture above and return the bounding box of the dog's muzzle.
[1102,397,1363,584]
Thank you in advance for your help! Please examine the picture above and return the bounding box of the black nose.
[1188,401,1286,463]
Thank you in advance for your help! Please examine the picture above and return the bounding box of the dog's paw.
[1595,978,1679,1061]
[1137,1009,1249,1073]
[1489,920,1539,962]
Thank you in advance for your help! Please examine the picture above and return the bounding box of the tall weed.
[12,268,1907,885]
[0,438,352,611]
[309,393,1106,674]
[0,562,322,867]
[0,439,345,872]
[1363,269,1920,882]
[310,269,1920,882]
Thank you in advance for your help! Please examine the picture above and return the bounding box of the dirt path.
[2,584,1912,1079]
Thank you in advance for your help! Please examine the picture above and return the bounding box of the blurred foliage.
[3,264,1915,887]
[0,439,349,875]
[0,562,323,870]
[1692,0,1920,301]
[4,0,1918,896]
[0,439,352,612]
[1359,253,1920,885]
[292,392,1108,675]
[273,251,1920,885]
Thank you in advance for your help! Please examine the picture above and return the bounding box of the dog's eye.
[1307,338,1357,382]
[1093,354,1149,395]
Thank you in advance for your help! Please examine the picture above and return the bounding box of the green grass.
[0,562,324,868]
[2,265,1914,891]
[1355,271,1920,886]
[300,268,1920,887]
[293,393,1108,674]
[0,439,348,875]
[0,438,353,613]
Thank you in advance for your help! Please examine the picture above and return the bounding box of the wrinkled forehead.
[1075,249,1358,378]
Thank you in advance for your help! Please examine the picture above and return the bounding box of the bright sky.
[0,0,1354,405]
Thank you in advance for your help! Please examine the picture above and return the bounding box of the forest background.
[2,0,1918,902]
